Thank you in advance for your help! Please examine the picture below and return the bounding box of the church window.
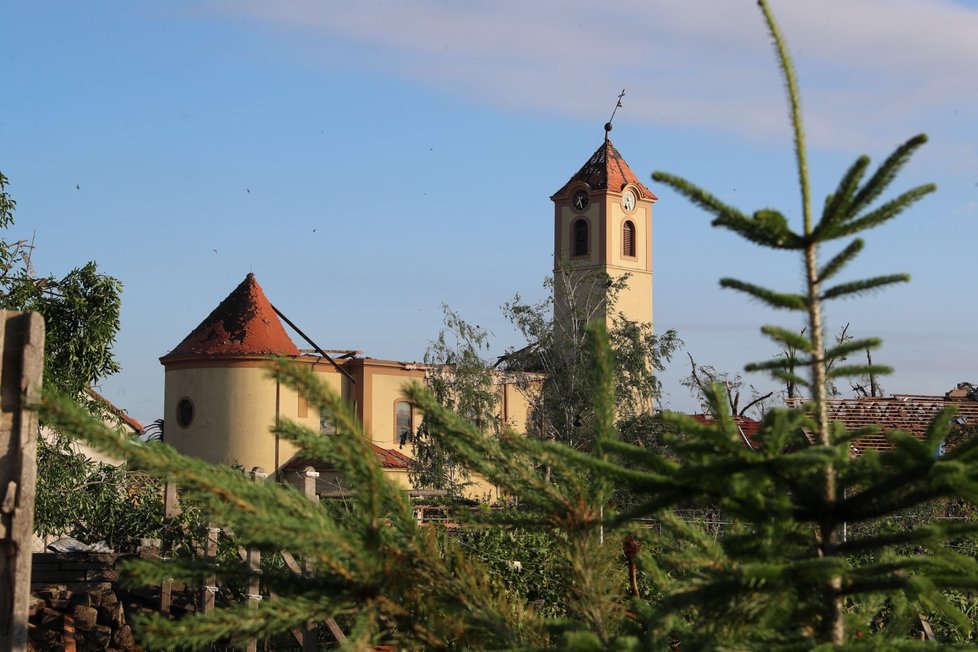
[176,397,194,428]
[623,220,636,257]
[572,219,589,257]
[395,400,413,447]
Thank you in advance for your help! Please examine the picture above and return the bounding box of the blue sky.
[3,0,977,425]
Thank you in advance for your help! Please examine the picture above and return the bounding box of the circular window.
[176,397,195,428]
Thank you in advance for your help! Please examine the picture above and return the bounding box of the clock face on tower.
[622,188,637,212]
[572,189,589,211]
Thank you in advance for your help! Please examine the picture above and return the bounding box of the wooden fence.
[0,311,45,652]
[159,466,346,651]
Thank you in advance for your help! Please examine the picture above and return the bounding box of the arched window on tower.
[623,220,636,258]
[572,219,589,257]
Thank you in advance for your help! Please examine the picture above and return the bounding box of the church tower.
[550,125,656,330]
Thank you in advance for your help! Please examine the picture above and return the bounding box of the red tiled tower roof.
[552,137,656,200]
[160,273,299,362]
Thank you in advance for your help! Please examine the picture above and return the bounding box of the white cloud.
[197,0,978,151]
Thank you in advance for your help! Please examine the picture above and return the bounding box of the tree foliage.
[411,304,501,494]
[34,433,164,550]
[502,268,680,451]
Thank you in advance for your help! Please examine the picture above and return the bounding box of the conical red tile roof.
[160,273,299,362]
[552,138,656,200]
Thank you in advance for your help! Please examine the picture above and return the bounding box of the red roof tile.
[690,414,761,449]
[85,387,144,433]
[160,273,299,362]
[552,138,656,200]
[786,394,978,454]
[285,443,412,471]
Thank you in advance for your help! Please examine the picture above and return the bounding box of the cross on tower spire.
[605,88,626,140]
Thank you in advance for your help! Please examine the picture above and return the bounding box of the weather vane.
[605,89,625,137]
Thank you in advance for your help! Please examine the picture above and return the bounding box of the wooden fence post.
[0,311,45,652]
[201,525,219,614]
[245,467,266,652]
[159,480,180,617]
[301,467,319,652]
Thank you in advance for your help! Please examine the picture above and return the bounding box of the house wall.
[351,360,425,451]
[499,381,537,434]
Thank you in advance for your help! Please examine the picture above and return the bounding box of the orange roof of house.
[160,273,299,363]
[786,392,978,454]
[552,137,656,200]
[286,443,413,471]
[85,387,144,433]
[690,414,761,449]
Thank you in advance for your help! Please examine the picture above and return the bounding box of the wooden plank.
[280,550,302,576]
[324,618,346,644]
[0,311,45,652]
[63,613,76,652]
[245,467,265,652]
[201,525,219,614]
[918,614,936,641]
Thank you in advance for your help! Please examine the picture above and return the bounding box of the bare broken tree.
[683,352,773,419]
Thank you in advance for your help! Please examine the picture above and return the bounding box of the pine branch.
[824,337,882,361]
[760,324,814,351]
[817,238,864,283]
[712,208,805,249]
[817,155,870,233]
[650,171,752,224]
[820,274,910,301]
[826,184,937,240]
[719,278,808,310]
[745,357,811,373]
[825,363,894,380]
[847,134,930,219]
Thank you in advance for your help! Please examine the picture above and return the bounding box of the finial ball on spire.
[605,122,613,133]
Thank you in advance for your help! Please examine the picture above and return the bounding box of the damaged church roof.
[551,137,656,200]
[160,273,299,363]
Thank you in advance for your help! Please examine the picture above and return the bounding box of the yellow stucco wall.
[606,197,653,327]
[499,380,538,434]
[163,356,541,503]
[356,362,425,457]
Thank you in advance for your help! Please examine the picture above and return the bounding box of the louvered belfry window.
[623,220,636,257]
[573,219,588,257]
